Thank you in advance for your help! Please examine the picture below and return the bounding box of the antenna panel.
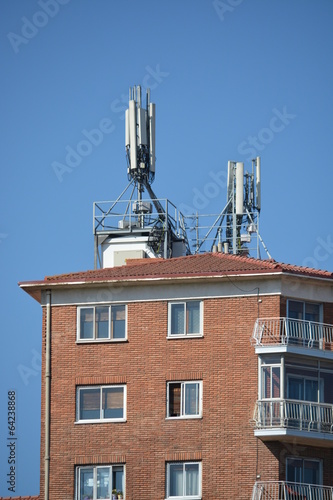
[256,156,261,211]
[227,161,234,201]
[125,109,130,148]
[129,100,137,170]
[149,103,156,173]
[138,107,148,146]
[235,162,244,215]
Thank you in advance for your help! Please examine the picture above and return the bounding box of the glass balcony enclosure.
[252,300,333,358]
[253,355,333,444]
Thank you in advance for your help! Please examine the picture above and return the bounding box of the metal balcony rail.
[253,399,333,434]
[252,318,333,350]
[252,480,333,500]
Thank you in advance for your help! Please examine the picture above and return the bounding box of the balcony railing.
[252,318,333,351]
[252,481,333,499]
[253,399,333,435]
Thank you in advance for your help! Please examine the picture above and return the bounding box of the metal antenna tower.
[186,157,271,259]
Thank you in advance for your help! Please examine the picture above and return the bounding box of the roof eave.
[19,270,286,303]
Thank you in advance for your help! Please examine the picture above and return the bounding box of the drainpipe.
[45,290,51,500]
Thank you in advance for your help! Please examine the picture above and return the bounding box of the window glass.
[77,465,124,499]
[170,463,183,496]
[112,466,124,493]
[97,468,110,499]
[112,305,126,339]
[184,383,199,415]
[167,462,201,498]
[102,387,124,419]
[288,300,321,322]
[303,459,320,484]
[78,386,125,422]
[80,388,100,420]
[80,308,94,339]
[261,365,280,399]
[288,377,303,400]
[96,307,109,339]
[287,458,302,483]
[169,383,181,417]
[187,302,200,334]
[272,367,280,398]
[305,303,320,323]
[262,366,270,399]
[78,305,126,341]
[79,468,93,500]
[286,458,321,485]
[288,301,303,320]
[171,303,185,335]
[287,377,320,402]
[185,463,199,496]
[168,382,201,418]
[169,301,202,336]
[305,379,318,402]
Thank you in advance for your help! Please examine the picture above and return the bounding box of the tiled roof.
[0,497,39,500]
[20,252,333,289]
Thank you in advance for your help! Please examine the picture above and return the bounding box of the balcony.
[252,481,333,500]
[252,318,333,358]
[253,399,333,446]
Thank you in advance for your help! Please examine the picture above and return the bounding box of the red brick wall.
[38,289,333,499]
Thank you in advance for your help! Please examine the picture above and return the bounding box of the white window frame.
[165,461,202,499]
[76,385,127,423]
[167,301,203,338]
[166,381,203,419]
[77,304,127,342]
[75,464,125,500]
[260,363,282,400]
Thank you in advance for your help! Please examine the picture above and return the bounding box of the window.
[287,300,321,323]
[78,305,126,341]
[76,465,124,499]
[167,382,202,418]
[261,364,280,399]
[166,462,201,499]
[287,375,323,402]
[286,458,321,485]
[168,301,202,336]
[76,386,126,422]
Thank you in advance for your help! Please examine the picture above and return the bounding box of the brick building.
[20,251,333,499]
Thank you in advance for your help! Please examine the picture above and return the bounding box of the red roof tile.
[19,252,333,289]
[0,497,39,500]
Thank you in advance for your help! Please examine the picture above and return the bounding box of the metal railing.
[93,198,186,237]
[252,318,333,351]
[252,481,333,499]
[253,399,333,435]
[182,209,261,256]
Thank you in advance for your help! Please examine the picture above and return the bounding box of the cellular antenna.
[93,86,189,268]
[187,156,271,258]
[93,88,270,268]
[126,86,156,187]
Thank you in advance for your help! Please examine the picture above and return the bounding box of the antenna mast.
[93,86,189,268]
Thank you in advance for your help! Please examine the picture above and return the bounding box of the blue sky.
[1,0,333,495]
